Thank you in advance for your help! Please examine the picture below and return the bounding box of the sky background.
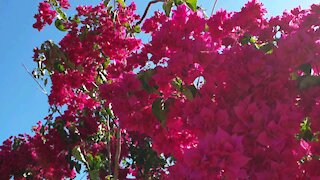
[0,0,319,178]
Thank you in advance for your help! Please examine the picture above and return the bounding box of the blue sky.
[0,0,319,175]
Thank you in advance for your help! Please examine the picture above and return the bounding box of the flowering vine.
[2,0,320,179]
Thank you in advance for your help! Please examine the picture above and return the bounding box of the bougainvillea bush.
[1,0,320,179]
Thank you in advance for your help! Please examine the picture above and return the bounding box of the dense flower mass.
[33,2,56,31]
[2,0,320,179]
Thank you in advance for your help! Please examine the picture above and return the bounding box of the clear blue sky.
[0,0,318,156]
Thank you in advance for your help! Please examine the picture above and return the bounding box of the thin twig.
[113,126,121,180]
[106,114,112,175]
[211,0,218,15]
[22,63,48,95]
[135,0,165,26]
[79,172,87,180]
[23,63,65,116]
[53,105,63,116]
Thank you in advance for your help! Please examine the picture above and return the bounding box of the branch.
[113,126,121,179]
[23,63,64,117]
[211,0,218,15]
[22,63,48,95]
[135,0,165,26]
[106,115,112,175]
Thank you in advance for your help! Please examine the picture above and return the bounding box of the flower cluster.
[2,0,320,179]
[33,2,56,31]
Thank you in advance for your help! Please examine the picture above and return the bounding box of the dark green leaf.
[298,76,320,89]
[105,107,114,118]
[163,1,174,16]
[187,85,197,97]
[90,155,102,170]
[152,98,166,126]
[54,62,65,72]
[299,63,312,76]
[174,0,183,5]
[55,19,68,32]
[259,43,274,54]
[89,170,100,180]
[240,34,251,45]
[137,70,157,93]
[183,85,197,100]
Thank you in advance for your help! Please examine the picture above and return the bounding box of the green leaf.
[123,22,130,29]
[89,170,100,180]
[301,118,311,132]
[299,63,312,76]
[116,0,126,7]
[185,0,197,11]
[133,25,141,33]
[104,0,111,7]
[183,85,197,100]
[95,75,104,85]
[50,0,58,6]
[163,1,174,16]
[240,34,256,45]
[298,75,320,89]
[56,7,67,20]
[55,19,68,32]
[72,15,81,24]
[54,62,65,72]
[290,72,298,80]
[152,98,167,126]
[87,154,94,167]
[72,146,87,164]
[105,107,114,118]
[240,34,251,45]
[171,77,183,91]
[296,117,320,142]
[249,36,257,44]
[137,70,157,93]
[174,0,183,5]
[259,43,274,54]
[103,58,111,69]
[183,88,193,100]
